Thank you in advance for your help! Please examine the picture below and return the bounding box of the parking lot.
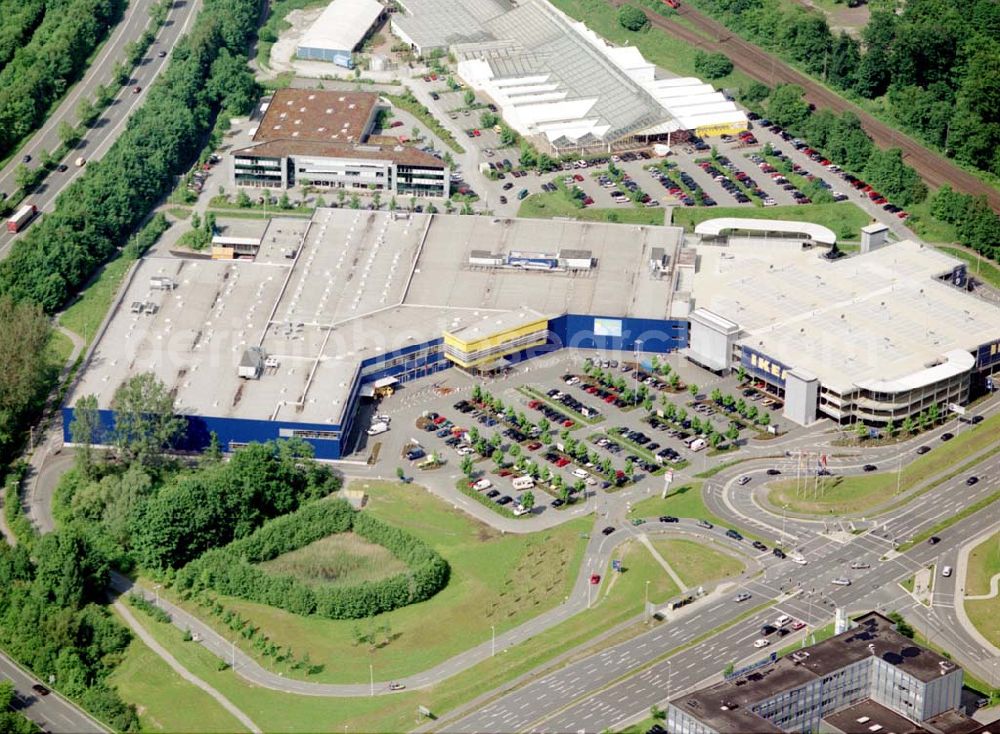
[344,348,796,521]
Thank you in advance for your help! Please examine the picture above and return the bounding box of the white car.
[737,475,751,486]
[473,478,492,491]
[774,615,791,627]
[831,577,852,586]
[456,446,473,456]
[753,638,770,648]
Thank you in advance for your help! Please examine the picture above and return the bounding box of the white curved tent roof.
[695,218,837,245]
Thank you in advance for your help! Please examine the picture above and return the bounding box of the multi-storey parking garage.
[63,212,1000,460]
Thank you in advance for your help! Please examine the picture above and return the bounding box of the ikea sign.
[741,346,790,386]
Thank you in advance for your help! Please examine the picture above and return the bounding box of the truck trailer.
[6,203,37,233]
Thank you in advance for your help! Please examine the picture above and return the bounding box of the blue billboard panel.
[741,345,790,386]
[976,339,1000,369]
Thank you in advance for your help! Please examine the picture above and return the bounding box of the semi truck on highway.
[6,203,37,233]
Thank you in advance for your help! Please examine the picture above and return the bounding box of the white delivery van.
[366,422,388,436]
[572,467,589,479]
[689,438,707,452]
[512,476,535,490]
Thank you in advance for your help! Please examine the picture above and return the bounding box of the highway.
[441,415,1000,733]
[1,649,106,733]
[0,0,200,258]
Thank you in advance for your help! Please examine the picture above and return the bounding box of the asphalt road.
[443,427,1000,732]
[615,0,1000,211]
[0,0,200,257]
[0,649,107,733]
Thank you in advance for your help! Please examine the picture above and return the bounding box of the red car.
[562,419,575,428]
[433,415,447,425]
[791,620,806,630]
[473,129,481,137]
[604,395,616,403]
[590,574,601,585]
[573,173,584,181]
[528,400,541,409]
[498,469,513,477]
[556,457,571,467]
[526,441,542,450]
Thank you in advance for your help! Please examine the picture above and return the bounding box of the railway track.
[608,0,1000,211]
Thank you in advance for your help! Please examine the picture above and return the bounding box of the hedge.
[175,499,449,620]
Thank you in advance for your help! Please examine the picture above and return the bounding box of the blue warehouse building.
[294,0,384,69]
[64,211,690,460]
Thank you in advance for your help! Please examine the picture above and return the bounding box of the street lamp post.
[634,339,643,406]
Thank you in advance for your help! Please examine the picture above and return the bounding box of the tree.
[759,412,770,428]
[58,120,81,148]
[492,448,505,468]
[618,5,648,32]
[711,388,723,404]
[464,90,476,107]
[688,383,699,398]
[520,491,535,511]
[70,394,102,478]
[725,424,740,444]
[624,458,634,478]
[902,416,915,435]
[110,372,185,464]
[350,193,361,209]
[411,125,420,140]
[76,98,99,127]
[694,51,733,80]
[669,373,680,390]
[460,455,474,477]
[885,419,896,438]
[767,84,811,131]
[560,484,571,505]
[863,148,927,206]
[855,421,868,440]
[740,81,771,106]
[710,431,724,449]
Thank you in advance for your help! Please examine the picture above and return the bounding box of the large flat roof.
[672,613,959,733]
[254,89,378,146]
[692,239,1000,393]
[70,210,683,427]
[233,139,445,168]
[297,0,383,53]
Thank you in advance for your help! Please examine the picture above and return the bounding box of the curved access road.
[0,0,201,258]
[612,0,1000,211]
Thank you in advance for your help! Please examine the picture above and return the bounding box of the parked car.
[602,526,615,536]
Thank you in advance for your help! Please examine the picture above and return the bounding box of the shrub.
[618,5,648,32]
[175,499,449,620]
[694,51,734,80]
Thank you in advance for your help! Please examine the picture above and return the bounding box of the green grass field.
[649,538,744,588]
[768,413,1000,515]
[629,484,767,543]
[45,329,75,367]
[126,531,719,733]
[906,199,958,244]
[58,254,135,347]
[671,202,870,241]
[257,532,409,588]
[960,532,1000,649]
[108,621,246,732]
[518,192,665,225]
[157,481,591,684]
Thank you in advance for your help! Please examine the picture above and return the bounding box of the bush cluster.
[176,499,449,620]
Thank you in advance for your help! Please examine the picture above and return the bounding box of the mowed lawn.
[671,202,870,241]
[108,622,246,732]
[768,412,1000,515]
[518,191,665,225]
[160,481,591,684]
[59,254,135,347]
[628,484,766,542]
[126,526,708,733]
[965,531,1000,649]
[257,532,408,587]
[650,538,744,589]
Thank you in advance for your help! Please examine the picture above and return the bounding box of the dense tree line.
[749,82,1000,256]
[58,435,340,570]
[0,0,46,73]
[0,536,138,731]
[0,0,261,312]
[694,0,1000,179]
[0,297,55,461]
[0,0,124,159]
[175,499,450,620]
